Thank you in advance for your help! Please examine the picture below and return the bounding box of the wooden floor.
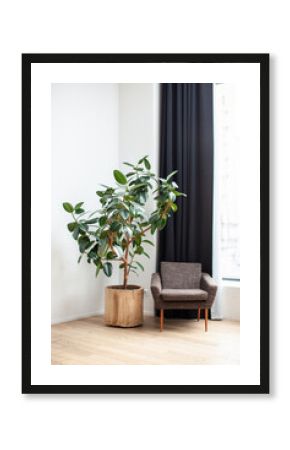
[51,315,240,365]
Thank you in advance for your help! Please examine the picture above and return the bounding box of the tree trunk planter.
[104,285,144,327]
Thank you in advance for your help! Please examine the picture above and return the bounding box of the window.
[214,84,240,280]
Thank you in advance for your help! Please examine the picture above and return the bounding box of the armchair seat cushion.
[161,289,208,302]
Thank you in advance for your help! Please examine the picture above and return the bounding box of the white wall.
[221,284,240,321]
[52,83,239,322]
[118,83,160,314]
[51,83,159,323]
[51,84,120,323]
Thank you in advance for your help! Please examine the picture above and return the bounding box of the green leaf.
[139,192,147,204]
[99,216,107,226]
[143,239,154,246]
[75,202,84,209]
[119,209,129,220]
[150,223,157,235]
[144,158,151,170]
[79,223,89,232]
[124,227,133,238]
[88,250,97,259]
[63,202,74,213]
[175,192,187,197]
[135,261,144,271]
[75,207,85,214]
[171,203,178,212]
[119,202,130,211]
[135,246,144,255]
[106,251,116,260]
[73,226,80,240]
[129,182,148,190]
[103,262,113,277]
[98,240,108,257]
[130,269,138,275]
[100,229,109,240]
[138,155,149,164]
[143,251,150,258]
[113,170,127,185]
[135,235,142,246]
[159,218,167,230]
[83,218,99,224]
[169,192,176,202]
[67,222,77,232]
[166,170,178,181]
[78,236,91,253]
[77,255,83,264]
[113,245,123,258]
[109,222,119,232]
[96,263,102,277]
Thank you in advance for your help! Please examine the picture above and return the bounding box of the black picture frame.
[22,53,269,394]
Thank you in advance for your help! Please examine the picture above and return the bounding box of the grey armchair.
[151,262,218,332]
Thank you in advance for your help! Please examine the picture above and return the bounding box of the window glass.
[214,84,240,280]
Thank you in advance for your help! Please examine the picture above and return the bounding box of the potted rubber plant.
[63,156,186,327]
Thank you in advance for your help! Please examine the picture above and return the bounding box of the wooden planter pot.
[104,285,144,327]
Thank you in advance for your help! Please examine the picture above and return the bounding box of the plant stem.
[141,225,151,235]
[123,243,129,289]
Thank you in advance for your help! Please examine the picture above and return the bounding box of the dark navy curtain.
[157,83,214,318]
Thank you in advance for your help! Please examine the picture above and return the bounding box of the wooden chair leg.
[197,305,201,322]
[160,309,164,332]
[205,307,208,332]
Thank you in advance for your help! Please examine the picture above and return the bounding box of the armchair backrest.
[160,262,202,289]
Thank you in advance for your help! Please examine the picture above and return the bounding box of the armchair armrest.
[151,273,162,306]
[201,272,217,291]
[200,273,218,307]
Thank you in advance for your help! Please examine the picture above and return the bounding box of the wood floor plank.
[51,315,240,365]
